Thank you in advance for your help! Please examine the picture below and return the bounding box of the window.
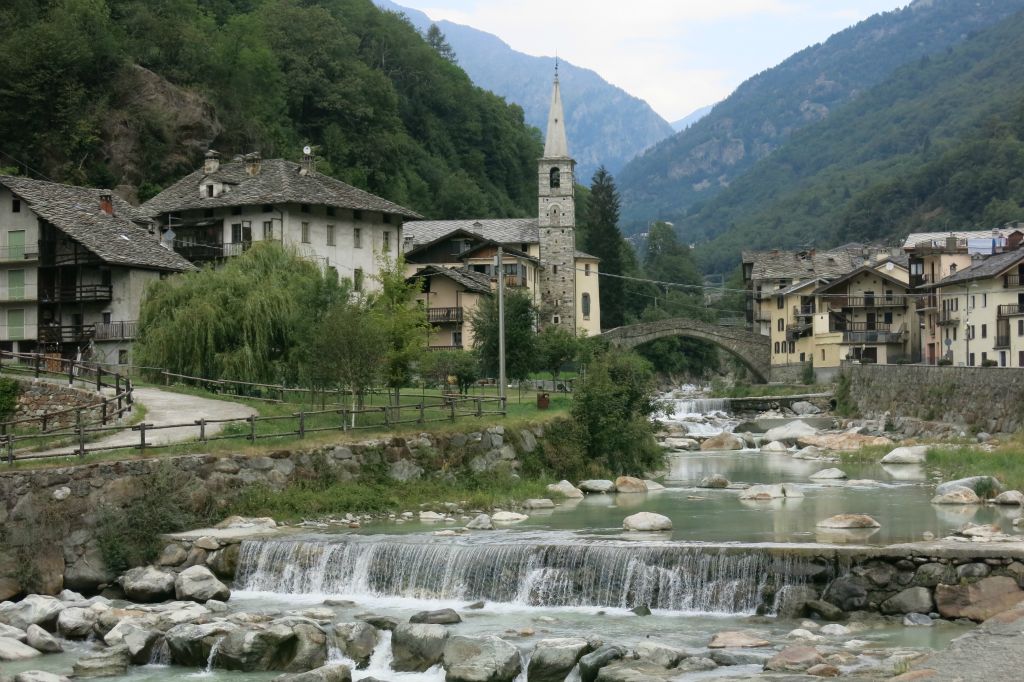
[969,353,976,367]
[789,341,795,353]
[552,315,561,325]
[353,210,363,221]
[205,185,214,198]
[453,330,463,347]
[353,228,362,248]
[7,270,24,299]
[982,324,988,339]
[231,206,242,215]
[354,268,364,292]
[982,352,988,364]
[300,204,311,214]
[118,349,128,366]
[301,222,310,244]
[953,327,957,341]
[821,349,825,361]
[968,325,975,340]
[971,295,976,309]
[11,198,20,213]
[884,312,893,324]
[7,230,25,260]
[263,220,273,240]
[7,309,23,340]
[1001,351,1007,367]
[776,296,784,310]
[582,293,591,320]
[1020,351,1024,367]
[585,263,591,276]
[774,342,780,353]
[950,264,957,275]
[553,265,558,275]
[549,167,560,189]
[382,231,390,252]
[102,312,111,324]
[326,225,335,246]
[230,223,251,245]
[885,289,894,302]
[326,206,336,217]
[777,319,784,332]
[799,352,805,362]
[1018,320,1023,336]
[983,293,988,307]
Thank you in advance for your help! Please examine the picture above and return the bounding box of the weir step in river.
[236,537,829,615]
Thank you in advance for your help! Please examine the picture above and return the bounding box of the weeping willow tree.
[135,242,344,383]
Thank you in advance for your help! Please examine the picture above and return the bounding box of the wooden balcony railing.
[834,321,893,332]
[39,284,112,303]
[38,324,95,344]
[843,330,903,344]
[1004,274,1023,288]
[427,345,464,351]
[844,295,906,307]
[427,307,463,324]
[793,304,815,317]
[94,320,138,341]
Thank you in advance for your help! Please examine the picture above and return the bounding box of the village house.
[0,175,195,365]
[403,73,601,349]
[142,152,422,290]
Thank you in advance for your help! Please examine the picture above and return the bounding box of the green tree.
[582,167,626,327]
[374,254,430,407]
[425,24,457,63]
[421,350,480,394]
[644,221,701,285]
[535,326,580,382]
[470,288,536,381]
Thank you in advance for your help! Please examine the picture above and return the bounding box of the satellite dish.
[303,145,312,155]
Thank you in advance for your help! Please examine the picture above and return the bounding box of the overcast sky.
[401,0,911,122]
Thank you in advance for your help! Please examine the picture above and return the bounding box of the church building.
[404,71,601,350]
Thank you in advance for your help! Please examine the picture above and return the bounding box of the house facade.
[142,153,421,290]
[0,176,195,365]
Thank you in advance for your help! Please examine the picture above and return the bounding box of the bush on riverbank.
[926,440,1024,491]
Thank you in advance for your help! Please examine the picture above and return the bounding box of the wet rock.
[931,486,981,505]
[164,622,238,666]
[491,511,528,523]
[915,563,954,588]
[595,660,670,682]
[738,484,785,500]
[760,440,789,452]
[764,420,818,443]
[807,663,841,677]
[817,514,880,529]
[528,637,591,682]
[903,613,934,627]
[13,672,71,682]
[622,512,672,531]
[630,605,652,616]
[822,577,868,612]
[881,587,934,615]
[392,623,449,672]
[792,446,823,460]
[443,635,521,682]
[819,624,849,637]
[547,480,584,498]
[675,656,716,672]
[786,628,822,642]
[881,446,928,464]
[175,565,231,603]
[0,595,65,631]
[120,566,176,602]
[25,624,61,653]
[105,620,162,664]
[661,437,699,451]
[781,483,805,498]
[72,644,130,678]
[419,511,445,521]
[522,499,555,509]
[936,576,1024,621]
[809,468,847,480]
[765,646,824,672]
[935,476,1002,497]
[644,480,665,491]
[613,476,648,494]
[635,640,686,668]
[775,586,819,619]
[957,563,991,580]
[216,620,328,672]
[697,474,729,489]
[157,544,188,566]
[272,663,352,682]
[410,609,461,625]
[357,615,399,631]
[332,623,378,668]
[791,401,821,416]
[0,622,26,642]
[579,644,627,682]
[708,649,772,666]
[0,636,41,661]
[994,490,1024,505]
[579,480,616,494]
[708,630,770,648]
[700,433,745,451]
[465,601,485,610]
[466,514,493,530]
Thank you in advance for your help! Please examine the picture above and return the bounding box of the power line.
[0,148,56,182]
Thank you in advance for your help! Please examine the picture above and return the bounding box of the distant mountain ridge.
[671,105,713,132]
[375,0,674,181]
[616,0,1024,234]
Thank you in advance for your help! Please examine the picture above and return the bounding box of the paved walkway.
[31,386,256,457]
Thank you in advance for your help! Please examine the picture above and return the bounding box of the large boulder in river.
[392,623,449,672]
[880,446,928,464]
[25,624,61,653]
[13,671,71,682]
[175,565,231,603]
[738,484,785,500]
[410,609,461,625]
[579,645,627,682]
[698,474,729,489]
[547,480,584,498]
[579,480,616,493]
[73,644,130,678]
[622,512,672,532]
[121,566,176,602]
[0,636,41,661]
[994,490,1024,505]
[216,619,328,672]
[763,421,818,444]
[797,432,893,451]
[936,576,1024,621]
[765,646,823,673]
[528,638,591,682]
[332,622,378,668]
[707,630,770,648]
[57,607,97,639]
[791,401,821,416]
[936,476,1003,497]
[443,635,522,682]
[760,440,789,452]
[0,595,65,630]
[273,663,352,682]
[165,622,238,666]
[700,433,745,451]
[613,476,648,494]
[816,514,880,529]
[931,486,981,505]
[809,468,847,480]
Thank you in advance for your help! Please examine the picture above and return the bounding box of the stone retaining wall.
[848,364,1024,433]
[0,423,548,600]
[12,379,106,429]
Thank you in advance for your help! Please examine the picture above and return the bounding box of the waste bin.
[536,392,550,410]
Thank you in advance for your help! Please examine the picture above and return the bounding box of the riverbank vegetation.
[925,440,1024,492]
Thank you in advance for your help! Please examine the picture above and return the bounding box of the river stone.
[708,649,772,666]
[914,563,954,588]
[775,586,820,619]
[700,433,745,451]
[781,483,805,498]
[164,622,238,666]
[622,512,672,532]
[931,486,981,505]
[419,511,445,521]
[410,609,461,625]
[0,622,26,641]
[738,484,785,500]
[804,600,846,621]
[579,480,616,494]
[106,620,162,663]
[491,511,528,523]
[357,615,399,631]
[613,476,648,494]
[0,636,40,661]
[272,663,352,682]
[994,490,1024,505]
[25,624,61,653]
[157,544,188,566]
[73,644,130,678]
[121,566,176,602]
[13,672,71,682]
[822,577,868,612]
[528,637,591,682]
[579,644,627,682]
[595,660,669,682]
[443,635,521,682]
[958,562,991,580]
[791,401,821,416]
[332,623,378,668]
[764,420,818,443]
[392,623,449,672]
[936,576,1024,621]
[644,480,665,491]
[675,656,717,673]
[175,565,231,603]
[816,514,880,529]
[819,624,849,637]
[792,446,823,460]
[936,476,1003,497]
[217,620,328,672]
[904,613,934,627]
[662,437,699,451]
[881,446,928,464]
[547,480,584,498]
[522,499,555,509]
[708,631,770,648]
[765,646,824,672]
[809,468,847,480]
[698,475,729,489]
[0,595,65,631]
[760,440,789,452]
[806,663,841,677]
[881,587,934,615]
[634,640,686,668]
[466,514,493,530]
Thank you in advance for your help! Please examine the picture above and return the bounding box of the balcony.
[998,304,1024,317]
[995,335,1011,349]
[936,311,960,325]
[427,307,463,324]
[845,295,906,307]
[503,274,525,288]
[427,345,464,351]
[0,245,39,262]
[39,284,112,303]
[916,294,937,310]
[38,324,95,344]
[175,241,226,263]
[842,329,904,344]
[1005,274,1023,288]
[909,274,932,289]
[94,320,138,341]
[793,304,815,318]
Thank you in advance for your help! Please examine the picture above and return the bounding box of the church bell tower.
[537,64,576,333]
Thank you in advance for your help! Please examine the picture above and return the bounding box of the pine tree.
[583,166,625,327]
[425,24,457,63]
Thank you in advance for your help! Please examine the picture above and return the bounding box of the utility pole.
[497,246,506,407]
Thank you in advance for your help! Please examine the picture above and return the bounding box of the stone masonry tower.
[537,66,577,333]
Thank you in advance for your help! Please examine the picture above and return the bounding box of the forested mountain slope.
[616,0,1024,234]
[0,0,541,217]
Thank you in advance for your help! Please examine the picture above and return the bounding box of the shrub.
[981,359,998,367]
[0,377,19,418]
[834,372,857,417]
[801,361,815,385]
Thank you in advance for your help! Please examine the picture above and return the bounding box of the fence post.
[34,353,40,379]
[125,378,133,407]
[6,434,12,465]
[340,408,347,432]
[248,414,256,442]
[418,402,424,424]
[383,405,390,428]
[41,412,47,433]
[68,359,74,386]
[298,412,305,439]
[115,373,121,396]
[449,399,456,422]
[96,366,102,392]
[139,422,147,454]
[501,396,507,415]
[197,418,206,442]
[101,399,108,426]
[77,409,85,458]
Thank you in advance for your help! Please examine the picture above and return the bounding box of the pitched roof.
[543,76,570,159]
[747,247,863,281]
[0,175,196,272]
[409,265,492,295]
[924,249,1024,288]
[404,218,539,248]
[902,228,1021,250]
[813,265,909,294]
[141,159,422,219]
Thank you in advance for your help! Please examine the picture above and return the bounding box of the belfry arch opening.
[549,167,560,189]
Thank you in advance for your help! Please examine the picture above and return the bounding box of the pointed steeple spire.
[543,64,570,159]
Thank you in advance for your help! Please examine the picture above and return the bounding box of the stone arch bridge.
[601,318,771,382]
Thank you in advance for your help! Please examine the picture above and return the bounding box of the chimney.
[204,150,220,175]
[99,193,114,216]
[945,236,958,251]
[300,148,315,176]
[244,151,262,176]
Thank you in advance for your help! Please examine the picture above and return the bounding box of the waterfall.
[236,537,821,615]
[669,398,730,417]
